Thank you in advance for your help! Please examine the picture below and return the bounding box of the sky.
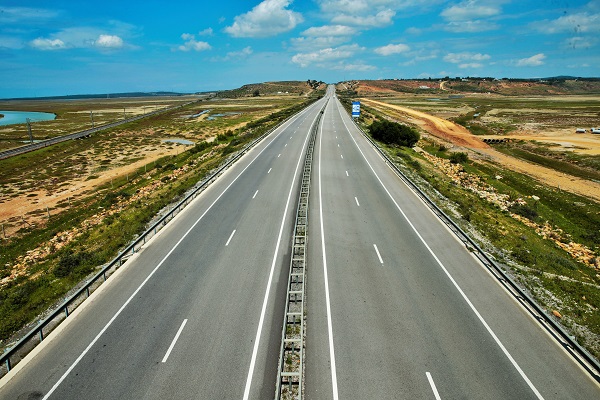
[0,0,599,98]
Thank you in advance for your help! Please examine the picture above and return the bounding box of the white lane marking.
[242,108,320,400]
[278,154,281,158]
[373,244,383,264]
[426,372,442,400]
[225,230,236,246]
[355,196,360,207]
[285,143,288,147]
[268,168,272,174]
[336,136,338,139]
[290,136,293,139]
[162,319,188,363]
[317,104,340,400]
[336,101,545,400]
[345,170,349,177]
[39,105,304,399]
[337,143,340,147]
[340,154,343,159]
[252,190,259,199]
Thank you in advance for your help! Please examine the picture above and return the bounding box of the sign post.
[352,101,360,118]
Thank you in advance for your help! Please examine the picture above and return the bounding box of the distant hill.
[340,78,600,96]
[1,91,192,101]
[216,80,326,98]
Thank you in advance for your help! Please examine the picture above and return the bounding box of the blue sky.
[1,0,598,98]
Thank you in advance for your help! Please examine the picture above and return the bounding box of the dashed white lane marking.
[225,230,236,246]
[340,154,343,159]
[162,319,188,363]
[345,170,349,177]
[426,372,442,400]
[335,100,545,400]
[253,190,259,199]
[355,197,360,207]
[373,244,383,264]
[268,168,272,174]
[278,154,281,158]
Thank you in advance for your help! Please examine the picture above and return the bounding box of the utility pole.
[26,118,34,143]
[90,111,95,128]
[123,107,126,119]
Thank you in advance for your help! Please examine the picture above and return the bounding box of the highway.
[304,88,600,399]
[0,97,327,399]
[1,86,599,399]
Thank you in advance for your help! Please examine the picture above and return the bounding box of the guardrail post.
[39,328,44,342]
[5,358,10,372]
[64,306,69,318]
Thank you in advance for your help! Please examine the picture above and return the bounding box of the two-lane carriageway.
[0,97,327,399]
[305,91,600,399]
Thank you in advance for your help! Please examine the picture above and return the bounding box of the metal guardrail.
[0,100,199,160]
[0,100,319,378]
[276,100,326,400]
[347,112,600,383]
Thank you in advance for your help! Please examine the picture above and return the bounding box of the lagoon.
[0,110,56,126]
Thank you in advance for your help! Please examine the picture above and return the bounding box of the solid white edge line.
[336,100,545,400]
[39,98,320,400]
[318,102,340,400]
[426,372,442,400]
[241,104,322,400]
[162,319,188,363]
[225,229,236,246]
[373,244,383,264]
[252,190,258,199]
[355,196,360,207]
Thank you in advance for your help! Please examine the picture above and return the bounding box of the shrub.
[369,120,420,147]
[509,203,539,221]
[449,152,469,164]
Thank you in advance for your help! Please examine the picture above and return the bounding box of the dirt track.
[360,98,600,202]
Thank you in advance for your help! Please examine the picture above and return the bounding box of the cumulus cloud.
[444,52,490,64]
[374,43,410,56]
[332,9,395,27]
[302,25,356,37]
[30,38,66,50]
[225,0,303,38]
[94,34,124,49]
[458,63,483,68]
[516,53,545,67]
[178,33,211,52]
[198,28,214,36]
[441,1,501,21]
[331,62,376,71]
[530,12,600,34]
[444,20,499,32]
[0,6,59,24]
[291,44,361,67]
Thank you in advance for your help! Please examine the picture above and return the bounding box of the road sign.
[352,101,360,118]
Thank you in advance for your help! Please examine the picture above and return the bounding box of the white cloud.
[291,35,350,50]
[0,6,59,24]
[401,53,438,66]
[441,1,501,21]
[458,63,483,68]
[444,52,490,64]
[331,62,376,71]
[444,20,499,32]
[0,36,25,49]
[210,46,253,62]
[178,34,211,52]
[291,44,361,67]
[225,0,303,38]
[302,25,356,37]
[94,34,123,49]
[564,36,596,49]
[30,37,66,50]
[530,12,600,34]
[199,28,214,36]
[374,43,410,56]
[516,53,545,67]
[332,9,395,27]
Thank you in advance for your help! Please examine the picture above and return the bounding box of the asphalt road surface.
[0,97,327,400]
[304,88,600,399]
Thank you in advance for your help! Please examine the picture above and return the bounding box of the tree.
[252,89,260,97]
[369,120,420,147]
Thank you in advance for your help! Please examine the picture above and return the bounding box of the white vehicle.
[575,128,586,133]
[591,128,600,134]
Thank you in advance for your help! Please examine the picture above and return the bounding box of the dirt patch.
[361,98,600,202]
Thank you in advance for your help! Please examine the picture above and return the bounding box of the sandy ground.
[0,146,181,236]
[360,98,600,202]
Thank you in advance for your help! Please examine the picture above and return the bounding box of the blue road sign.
[352,101,360,118]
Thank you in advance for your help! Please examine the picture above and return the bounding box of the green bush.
[369,120,420,147]
[449,152,469,164]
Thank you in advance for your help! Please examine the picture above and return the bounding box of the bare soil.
[360,98,600,202]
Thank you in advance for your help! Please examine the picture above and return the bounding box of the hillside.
[339,78,600,96]
[216,80,325,98]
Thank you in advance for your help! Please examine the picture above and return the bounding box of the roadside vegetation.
[0,86,320,347]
